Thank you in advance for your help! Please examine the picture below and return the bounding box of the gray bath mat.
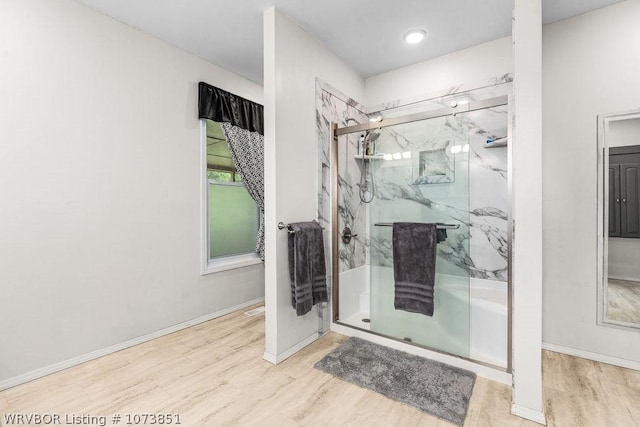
[314,337,476,426]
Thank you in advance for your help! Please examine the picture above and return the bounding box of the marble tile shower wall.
[316,78,510,282]
[467,107,509,281]
[316,81,369,274]
[369,109,508,281]
[369,116,471,278]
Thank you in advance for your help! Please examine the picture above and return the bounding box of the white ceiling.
[75,0,625,84]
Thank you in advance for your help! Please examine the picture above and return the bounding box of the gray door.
[621,163,640,238]
[609,164,621,237]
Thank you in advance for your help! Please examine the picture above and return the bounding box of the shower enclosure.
[328,88,510,369]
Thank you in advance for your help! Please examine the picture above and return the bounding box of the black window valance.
[198,82,264,135]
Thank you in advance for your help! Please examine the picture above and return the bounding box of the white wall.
[365,37,513,107]
[542,0,640,361]
[263,8,365,360]
[609,238,640,281]
[609,117,640,148]
[511,0,544,421]
[0,0,264,384]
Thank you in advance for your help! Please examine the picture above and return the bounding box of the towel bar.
[374,222,460,230]
[278,220,325,234]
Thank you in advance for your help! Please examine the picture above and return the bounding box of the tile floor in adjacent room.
[607,279,640,324]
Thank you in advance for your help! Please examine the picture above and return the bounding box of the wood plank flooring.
[1,305,639,426]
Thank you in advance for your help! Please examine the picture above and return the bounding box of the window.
[208,181,259,257]
[202,119,260,273]
[207,169,233,182]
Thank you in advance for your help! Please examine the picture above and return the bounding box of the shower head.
[364,129,380,143]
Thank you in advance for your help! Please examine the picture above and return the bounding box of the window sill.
[202,253,263,275]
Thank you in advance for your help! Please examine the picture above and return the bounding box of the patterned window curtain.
[198,82,264,259]
[220,122,265,260]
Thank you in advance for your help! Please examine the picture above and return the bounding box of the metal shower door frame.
[330,94,512,373]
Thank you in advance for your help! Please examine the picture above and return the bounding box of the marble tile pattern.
[316,80,369,274]
[413,139,455,184]
[467,106,509,281]
[369,115,472,278]
[366,73,513,115]
[317,78,510,281]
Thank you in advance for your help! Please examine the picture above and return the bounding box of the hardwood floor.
[1,305,639,426]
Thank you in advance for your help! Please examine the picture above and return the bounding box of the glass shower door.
[368,115,471,357]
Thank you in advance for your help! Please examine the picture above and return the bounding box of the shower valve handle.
[341,227,358,244]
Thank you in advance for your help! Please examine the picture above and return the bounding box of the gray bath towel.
[288,221,328,316]
[393,222,438,317]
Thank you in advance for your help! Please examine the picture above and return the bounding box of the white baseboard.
[511,403,547,425]
[0,297,265,391]
[542,342,640,371]
[263,333,319,365]
[262,351,278,364]
[330,322,512,385]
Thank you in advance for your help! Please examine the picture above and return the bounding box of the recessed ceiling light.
[403,29,427,44]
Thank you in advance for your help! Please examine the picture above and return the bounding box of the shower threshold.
[340,312,371,330]
[333,319,508,373]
